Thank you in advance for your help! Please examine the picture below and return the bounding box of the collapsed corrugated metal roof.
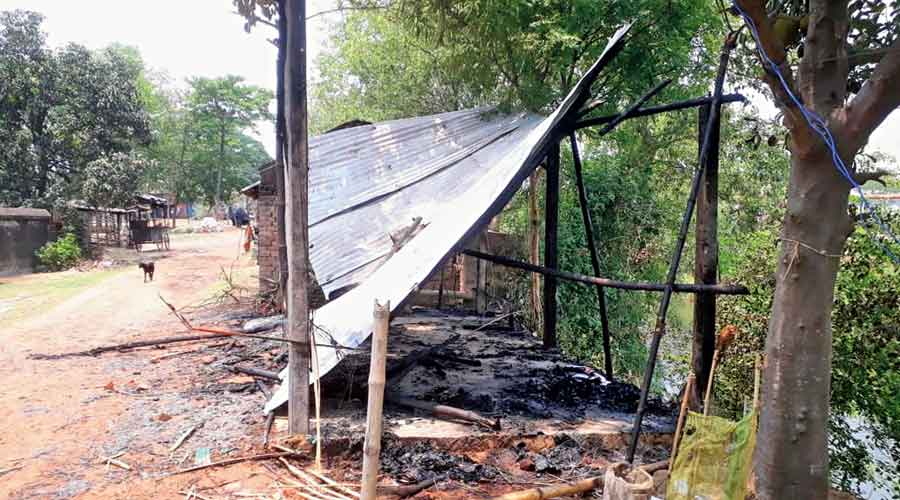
[266,25,631,413]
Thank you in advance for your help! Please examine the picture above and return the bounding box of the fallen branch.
[169,451,296,476]
[387,395,500,431]
[30,333,229,360]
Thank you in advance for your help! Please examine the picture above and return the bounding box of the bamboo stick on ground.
[361,300,390,500]
[490,475,604,500]
[279,458,351,500]
[490,461,666,500]
[305,469,361,499]
[169,451,296,476]
[669,374,695,473]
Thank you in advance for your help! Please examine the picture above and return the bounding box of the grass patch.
[0,268,125,323]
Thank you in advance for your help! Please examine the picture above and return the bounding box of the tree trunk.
[752,150,852,499]
[215,126,226,212]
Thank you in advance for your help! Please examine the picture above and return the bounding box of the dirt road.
[0,229,263,499]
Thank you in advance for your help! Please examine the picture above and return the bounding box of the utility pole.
[284,0,310,435]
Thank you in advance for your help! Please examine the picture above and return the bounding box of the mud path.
[0,230,256,499]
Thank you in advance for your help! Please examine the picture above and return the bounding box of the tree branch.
[845,37,900,150]
[840,47,900,68]
[734,0,809,137]
[306,5,387,21]
[851,169,893,187]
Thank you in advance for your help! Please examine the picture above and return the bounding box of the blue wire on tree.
[732,1,900,264]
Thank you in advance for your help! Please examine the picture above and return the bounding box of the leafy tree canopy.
[311,0,720,132]
[0,10,151,207]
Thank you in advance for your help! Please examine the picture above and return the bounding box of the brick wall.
[256,193,277,291]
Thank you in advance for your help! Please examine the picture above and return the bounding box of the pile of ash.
[380,439,499,483]
[500,364,671,420]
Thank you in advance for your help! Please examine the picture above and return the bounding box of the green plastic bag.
[667,410,757,500]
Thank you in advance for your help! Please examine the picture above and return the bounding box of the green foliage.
[80,152,153,208]
[36,233,82,271]
[311,0,721,132]
[716,215,900,495]
[140,75,272,207]
[0,10,151,207]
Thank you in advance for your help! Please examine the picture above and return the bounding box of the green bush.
[36,233,83,271]
[716,215,900,495]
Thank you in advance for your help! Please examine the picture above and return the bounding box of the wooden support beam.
[569,133,614,379]
[573,93,745,130]
[626,33,737,463]
[463,250,748,295]
[284,0,311,435]
[692,102,720,411]
[543,142,560,349]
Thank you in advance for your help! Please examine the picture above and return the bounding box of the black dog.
[138,261,155,283]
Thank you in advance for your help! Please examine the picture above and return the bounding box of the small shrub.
[36,233,82,271]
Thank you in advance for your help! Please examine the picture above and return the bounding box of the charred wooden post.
[361,301,390,500]
[284,0,310,435]
[463,250,748,295]
[543,142,560,348]
[569,133,614,379]
[692,102,720,410]
[627,33,737,462]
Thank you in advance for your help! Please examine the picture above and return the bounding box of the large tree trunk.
[752,150,852,498]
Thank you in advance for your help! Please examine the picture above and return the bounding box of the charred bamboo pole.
[462,250,747,295]
[626,33,737,463]
[387,395,501,431]
[569,133,614,379]
[361,301,390,500]
[232,365,280,381]
[692,102,721,410]
[543,142,560,348]
[573,93,745,130]
[285,0,311,435]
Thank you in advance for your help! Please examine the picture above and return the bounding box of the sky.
[1,0,897,165]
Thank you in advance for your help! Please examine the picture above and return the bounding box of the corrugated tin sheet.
[266,25,631,413]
